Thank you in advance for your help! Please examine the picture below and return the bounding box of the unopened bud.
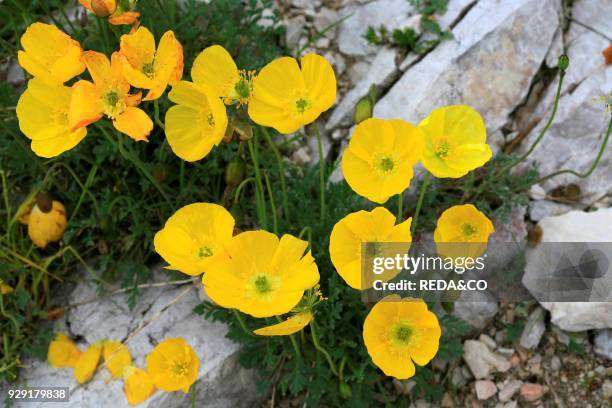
[558,54,569,72]
[91,0,117,17]
[339,382,352,399]
[225,158,246,187]
[354,97,373,124]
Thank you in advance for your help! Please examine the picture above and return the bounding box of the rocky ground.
[2,0,611,406]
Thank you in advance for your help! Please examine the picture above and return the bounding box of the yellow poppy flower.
[253,312,313,336]
[434,204,494,259]
[17,22,85,85]
[118,26,183,101]
[26,194,67,249]
[79,0,140,25]
[203,231,320,318]
[16,79,87,158]
[69,51,153,142]
[363,295,441,379]
[164,80,228,161]
[329,207,412,290]
[191,45,255,106]
[103,340,132,379]
[123,366,155,405]
[47,333,82,368]
[420,105,492,178]
[342,118,424,204]
[248,53,336,134]
[146,338,199,393]
[153,203,235,276]
[74,343,103,384]
[0,280,14,295]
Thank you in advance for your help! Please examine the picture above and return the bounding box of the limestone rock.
[594,329,612,359]
[475,380,497,400]
[519,307,547,349]
[463,340,511,379]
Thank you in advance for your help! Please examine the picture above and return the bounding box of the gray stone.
[463,340,511,379]
[337,0,415,57]
[528,200,575,222]
[326,47,399,130]
[347,60,370,84]
[519,307,547,349]
[313,7,338,37]
[285,15,306,50]
[550,355,562,370]
[603,380,612,399]
[7,270,258,408]
[475,380,497,400]
[594,329,612,359]
[454,290,499,330]
[498,380,522,402]
[375,0,560,151]
[522,209,612,331]
[479,334,497,350]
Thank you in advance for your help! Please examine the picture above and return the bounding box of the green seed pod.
[339,382,352,399]
[558,54,569,71]
[354,96,373,124]
[225,157,246,187]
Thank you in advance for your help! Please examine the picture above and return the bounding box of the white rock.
[603,380,612,399]
[479,334,497,350]
[498,380,522,402]
[519,307,547,349]
[375,0,560,143]
[313,7,338,37]
[463,340,511,379]
[337,0,415,57]
[453,290,499,330]
[285,15,306,50]
[7,271,258,408]
[475,380,497,400]
[347,60,370,84]
[522,209,612,331]
[594,329,612,359]
[326,47,399,130]
[528,200,575,222]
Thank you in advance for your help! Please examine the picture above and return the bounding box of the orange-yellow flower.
[203,231,319,318]
[363,296,441,379]
[434,204,494,259]
[342,118,424,204]
[74,342,103,384]
[69,51,153,142]
[103,340,132,379]
[48,333,82,368]
[118,26,183,101]
[253,312,313,336]
[329,207,412,290]
[17,22,85,85]
[191,45,254,106]
[0,280,14,295]
[248,53,336,134]
[79,0,140,25]
[123,366,156,405]
[26,193,68,249]
[146,338,199,393]
[16,79,87,157]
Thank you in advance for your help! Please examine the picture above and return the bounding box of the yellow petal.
[108,11,140,25]
[103,340,132,379]
[254,312,313,336]
[119,26,156,89]
[123,366,155,405]
[69,80,104,130]
[301,53,336,114]
[191,45,239,98]
[113,107,153,142]
[74,343,102,384]
[48,333,82,368]
[143,30,183,101]
[82,50,112,86]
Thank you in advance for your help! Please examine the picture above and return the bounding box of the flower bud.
[225,157,246,187]
[233,117,253,141]
[91,0,117,17]
[354,96,373,124]
[558,54,569,71]
[339,382,352,399]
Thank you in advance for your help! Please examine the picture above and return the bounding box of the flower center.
[105,91,119,107]
[198,246,213,259]
[435,139,451,159]
[142,62,155,78]
[378,156,395,172]
[294,97,311,115]
[254,276,272,294]
[171,360,189,379]
[461,223,477,237]
[247,273,279,301]
[391,323,413,346]
[206,113,215,127]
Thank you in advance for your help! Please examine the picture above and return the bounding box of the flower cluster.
[47,333,198,405]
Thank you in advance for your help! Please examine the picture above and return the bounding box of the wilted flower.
[48,333,82,368]
[153,203,235,276]
[248,53,336,134]
[103,340,132,379]
[74,342,103,384]
[329,207,411,290]
[118,26,183,101]
[69,51,153,142]
[146,338,199,393]
[420,105,492,178]
[342,118,423,204]
[16,79,87,157]
[253,312,313,336]
[17,22,85,85]
[434,204,494,259]
[203,231,319,317]
[123,366,155,405]
[363,296,441,379]
[25,193,67,249]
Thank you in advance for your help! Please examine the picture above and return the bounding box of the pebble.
[519,307,546,350]
[550,355,561,371]
[463,340,511,379]
[479,334,497,350]
[519,383,548,402]
[602,380,612,399]
[498,380,522,402]
[475,380,497,400]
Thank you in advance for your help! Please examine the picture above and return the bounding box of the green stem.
[536,116,612,184]
[298,226,312,249]
[505,71,565,171]
[261,127,290,222]
[397,193,403,222]
[411,172,430,236]
[96,17,111,55]
[154,100,165,130]
[232,309,254,337]
[310,321,338,376]
[233,177,255,205]
[313,123,326,226]
[247,137,268,229]
[263,171,278,235]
